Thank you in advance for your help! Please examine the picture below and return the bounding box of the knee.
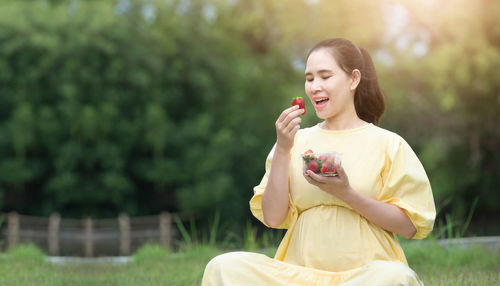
[205,253,229,275]
[370,261,421,285]
[204,252,246,276]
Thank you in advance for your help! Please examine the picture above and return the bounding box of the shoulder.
[368,125,414,156]
[372,126,422,165]
[368,124,401,140]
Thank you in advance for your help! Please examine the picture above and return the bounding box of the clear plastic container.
[302,151,341,177]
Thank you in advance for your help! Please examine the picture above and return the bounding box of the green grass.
[0,242,498,285]
[403,240,500,285]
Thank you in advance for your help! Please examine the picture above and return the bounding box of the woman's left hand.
[303,161,355,201]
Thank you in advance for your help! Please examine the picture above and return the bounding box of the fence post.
[7,212,19,250]
[84,217,93,257]
[159,212,171,248]
[48,213,61,256]
[119,213,131,256]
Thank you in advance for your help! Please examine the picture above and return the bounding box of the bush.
[7,244,45,263]
[133,244,169,263]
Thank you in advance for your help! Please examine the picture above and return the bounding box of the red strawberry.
[322,153,335,163]
[321,161,336,174]
[292,96,306,115]
[303,149,317,162]
[308,159,321,173]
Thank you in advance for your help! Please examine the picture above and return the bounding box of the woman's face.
[304,48,356,120]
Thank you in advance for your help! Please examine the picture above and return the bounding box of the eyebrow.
[305,69,334,76]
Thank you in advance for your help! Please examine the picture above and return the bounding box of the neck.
[321,118,368,131]
[321,106,368,130]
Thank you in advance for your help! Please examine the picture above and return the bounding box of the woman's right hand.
[275,105,304,151]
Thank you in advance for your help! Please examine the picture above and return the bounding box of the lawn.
[0,241,498,285]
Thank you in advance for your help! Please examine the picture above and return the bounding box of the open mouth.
[313,97,330,108]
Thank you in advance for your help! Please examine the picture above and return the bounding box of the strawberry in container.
[302,149,340,177]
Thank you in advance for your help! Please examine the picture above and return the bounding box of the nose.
[311,79,323,93]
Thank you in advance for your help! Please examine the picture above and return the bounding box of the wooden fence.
[0,212,180,257]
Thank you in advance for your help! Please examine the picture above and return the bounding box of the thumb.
[335,161,346,177]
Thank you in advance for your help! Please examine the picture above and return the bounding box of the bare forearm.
[263,105,303,228]
[262,146,291,228]
[343,190,417,239]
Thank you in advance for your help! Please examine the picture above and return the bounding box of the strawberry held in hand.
[292,96,306,115]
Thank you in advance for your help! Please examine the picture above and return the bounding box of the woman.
[202,38,436,285]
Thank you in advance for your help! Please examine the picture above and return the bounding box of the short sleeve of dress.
[249,144,296,229]
[378,136,436,239]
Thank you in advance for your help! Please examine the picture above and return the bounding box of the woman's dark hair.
[307,38,385,125]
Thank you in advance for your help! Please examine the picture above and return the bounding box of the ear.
[350,69,361,91]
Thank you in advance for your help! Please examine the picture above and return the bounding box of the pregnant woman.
[202,38,436,286]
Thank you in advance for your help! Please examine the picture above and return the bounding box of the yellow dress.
[202,123,436,285]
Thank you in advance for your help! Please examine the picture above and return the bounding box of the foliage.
[132,243,169,263]
[0,0,296,226]
[378,0,500,232]
[7,243,45,263]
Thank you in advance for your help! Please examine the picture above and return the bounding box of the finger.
[306,170,325,184]
[280,108,304,127]
[335,161,346,178]
[276,118,300,140]
[288,124,300,137]
[277,105,299,123]
[303,171,318,185]
[284,117,302,134]
[276,107,301,133]
[303,171,312,181]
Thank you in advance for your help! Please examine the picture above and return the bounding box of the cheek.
[305,82,313,93]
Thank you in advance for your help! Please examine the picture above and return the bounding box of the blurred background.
[0,0,498,250]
